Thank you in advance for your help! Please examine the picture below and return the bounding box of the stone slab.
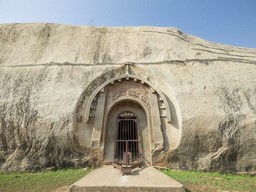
[69,166,185,192]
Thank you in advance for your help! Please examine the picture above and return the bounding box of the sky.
[0,0,255,48]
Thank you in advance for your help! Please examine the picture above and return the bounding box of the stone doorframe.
[104,102,148,164]
[84,71,173,164]
[74,64,182,165]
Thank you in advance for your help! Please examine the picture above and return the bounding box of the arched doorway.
[74,65,182,166]
[115,112,140,163]
[103,101,151,165]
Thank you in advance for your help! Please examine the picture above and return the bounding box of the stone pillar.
[150,88,164,150]
[90,88,106,148]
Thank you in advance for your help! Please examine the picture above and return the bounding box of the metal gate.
[115,112,140,164]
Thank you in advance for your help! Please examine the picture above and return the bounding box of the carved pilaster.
[90,90,106,148]
[150,88,164,150]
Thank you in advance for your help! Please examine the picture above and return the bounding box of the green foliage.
[0,168,90,192]
[162,169,256,192]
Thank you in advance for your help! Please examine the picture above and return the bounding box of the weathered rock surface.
[0,23,256,173]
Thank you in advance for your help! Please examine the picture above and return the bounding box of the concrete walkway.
[69,166,185,192]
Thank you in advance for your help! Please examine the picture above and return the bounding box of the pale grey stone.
[0,23,256,173]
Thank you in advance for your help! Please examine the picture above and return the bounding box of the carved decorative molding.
[106,82,151,110]
[84,73,172,123]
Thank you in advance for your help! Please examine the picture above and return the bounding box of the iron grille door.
[115,117,140,164]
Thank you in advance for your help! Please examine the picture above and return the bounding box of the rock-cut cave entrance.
[115,112,140,164]
[104,101,150,164]
[76,65,182,166]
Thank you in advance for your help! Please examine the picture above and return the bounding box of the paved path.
[70,166,185,192]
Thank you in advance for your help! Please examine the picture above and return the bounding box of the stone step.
[69,165,185,192]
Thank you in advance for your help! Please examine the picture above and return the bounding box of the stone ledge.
[69,166,185,192]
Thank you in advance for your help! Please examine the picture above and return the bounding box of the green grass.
[162,169,256,192]
[1,168,256,192]
[0,168,91,192]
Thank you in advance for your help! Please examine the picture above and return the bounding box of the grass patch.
[0,168,91,192]
[1,167,255,192]
[162,169,256,192]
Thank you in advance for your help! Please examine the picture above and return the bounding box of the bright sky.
[0,0,255,48]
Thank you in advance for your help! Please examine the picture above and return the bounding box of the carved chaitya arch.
[84,73,171,123]
[74,64,181,165]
